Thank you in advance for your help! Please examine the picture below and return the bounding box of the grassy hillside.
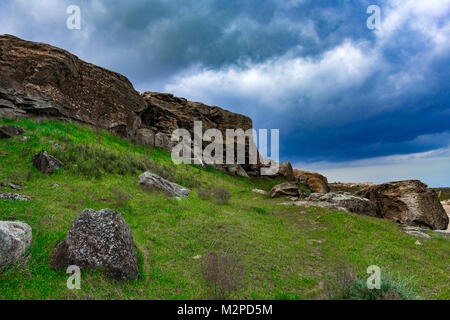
[0,117,449,300]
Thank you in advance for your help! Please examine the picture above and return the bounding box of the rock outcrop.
[0,125,24,139]
[0,221,32,269]
[357,180,449,230]
[307,192,377,217]
[270,182,299,198]
[0,34,146,137]
[282,192,377,217]
[293,169,330,194]
[50,209,139,280]
[138,172,191,198]
[32,150,64,174]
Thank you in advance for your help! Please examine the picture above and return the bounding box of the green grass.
[0,117,449,300]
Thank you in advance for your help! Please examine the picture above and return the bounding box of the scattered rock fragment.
[32,150,64,174]
[8,183,21,191]
[0,221,32,269]
[50,209,139,280]
[0,193,32,201]
[0,125,24,139]
[252,189,268,196]
[138,172,191,198]
[402,226,432,239]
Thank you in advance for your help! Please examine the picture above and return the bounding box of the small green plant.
[325,265,418,300]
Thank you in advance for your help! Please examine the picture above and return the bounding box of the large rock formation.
[0,221,32,269]
[0,35,261,176]
[357,180,449,230]
[50,209,139,280]
[0,34,146,137]
[293,169,330,194]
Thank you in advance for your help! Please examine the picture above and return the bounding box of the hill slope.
[0,117,449,299]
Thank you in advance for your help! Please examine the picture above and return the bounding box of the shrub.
[202,251,245,299]
[325,265,418,300]
[198,188,212,200]
[213,187,231,205]
[111,188,133,207]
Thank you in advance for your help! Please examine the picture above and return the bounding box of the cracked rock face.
[50,209,139,281]
[0,34,146,137]
[0,221,32,269]
[357,180,449,230]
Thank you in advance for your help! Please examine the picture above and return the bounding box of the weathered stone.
[302,192,378,217]
[293,169,330,194]
[0,221,32,269]
[32,150,64,174]
[138,172,191,198]
[0,193,32,201]
[402,226,432,239]
[0,35,146,137]
[135,128,155,147]
[279,161,295,181]
[50,209,139,280]
[252,189,268,196]
[8,183,21,191]
[357,180,449,230]
[0,125,24,139]
[270,182,299,198]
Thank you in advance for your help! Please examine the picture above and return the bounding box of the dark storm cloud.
[1,0,449,184]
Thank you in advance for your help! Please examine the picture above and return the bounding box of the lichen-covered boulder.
[50,209,139,280]
[0,221,32,269]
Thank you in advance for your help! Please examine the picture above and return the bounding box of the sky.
[1,0,449,186]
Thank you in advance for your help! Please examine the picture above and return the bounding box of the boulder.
[270,182,299,198]
[0,221,32,269]
[305,192,378,217]
[293,169,330,194]
[357,180,449,230]
[0,193,32,201]
[0,35,146,137]
[50,209,139,280]
[0,125,24,139]
[138,172,191,198]
[279,161,295,181]
[135,128,155,147]
[32,150,64,174]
